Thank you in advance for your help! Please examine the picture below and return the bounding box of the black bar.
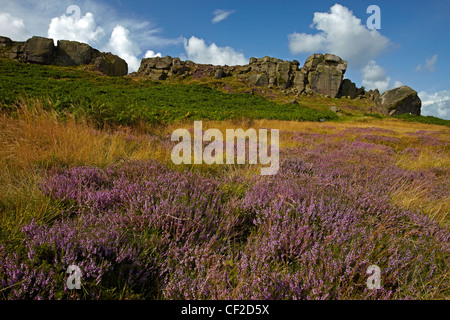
[0,300,446,318]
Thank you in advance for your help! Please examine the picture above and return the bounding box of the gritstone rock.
[380,86,421,116]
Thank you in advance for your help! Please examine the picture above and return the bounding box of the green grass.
[393,113,450,127]
[0,60,337,127]
[2,60,448,128]
[363,113,384,119]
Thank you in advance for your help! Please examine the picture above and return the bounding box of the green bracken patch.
[0,60,337,128]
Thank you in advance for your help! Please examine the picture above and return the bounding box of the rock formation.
[24,36,56,64]
[55,40,98,66]
[380,86,421,116]
[301,54,348,97]
[0,36,127,76]
[135,53,348,98]
[338,79,365,99]
[134,54,422,115]
[1,34,422,116]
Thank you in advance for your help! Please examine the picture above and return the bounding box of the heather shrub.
[231,165,449,299]
[0,135,448,300]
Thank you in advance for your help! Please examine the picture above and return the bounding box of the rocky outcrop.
[302,54,347,97]
[55,40,99,66]
[0,36,24,60]
[0,36,13,48]
[246,56,298,89]
[93,53,128,78]
[338,79,365,99]
[1,34,422,116]
[135,54,421,116]
[135,53,348,98]
[380,86,421,116]
[24,36,56,64]
[0,36,128,76]
[138,56,184,80]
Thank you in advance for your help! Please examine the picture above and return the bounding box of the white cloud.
[48,11,104,45]
[361,60,391,93]
[425,54,438,71]
[419,90,450,120]
[116,20,184,49]
[288,4,391,68]
[1,2,185,75]
[393,81,403,88]
[212,9,235,24]
[106,25,141,73]
[416,54,438,72]
[0,1,69,38]
[0,12,30,40]
[288,33,326,54]
[287,4,399,93]
[183,36,247,66]
[144,50,162,58]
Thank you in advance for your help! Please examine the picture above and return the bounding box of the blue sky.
[0,0,449,118]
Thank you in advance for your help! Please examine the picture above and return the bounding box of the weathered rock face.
[0,35,128,76]
[240,54,347,97]
[93,53,128,77]
[303,54,347,97]
[248,56,296,89]
[55,40,100,66]
[138,56,188,80]
[380,86,421,116]
[338,79,365,99]
[24,36,56,64]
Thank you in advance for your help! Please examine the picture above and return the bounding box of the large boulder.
[93,53,128,77]
[303,53,347,98]
[381,86,421,116]
[1,35,128,76]
[55,40,127,76]
[24,36,56,64]
[55,40,100,66]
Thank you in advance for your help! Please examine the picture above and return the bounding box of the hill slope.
[1,60,448,127]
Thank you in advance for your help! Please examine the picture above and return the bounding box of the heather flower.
[1,136,448,300]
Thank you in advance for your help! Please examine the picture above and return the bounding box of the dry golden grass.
[173,117,449,136]
[391,184,449,225]
[396,149,450,171]
[0,102,171,228]
[1,104,448,229]
[0,104,160,170]
[210,118,448,225]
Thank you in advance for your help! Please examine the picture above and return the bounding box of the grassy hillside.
[0,60,339,127]
[393,113,450,126]
[2,60,448,127]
